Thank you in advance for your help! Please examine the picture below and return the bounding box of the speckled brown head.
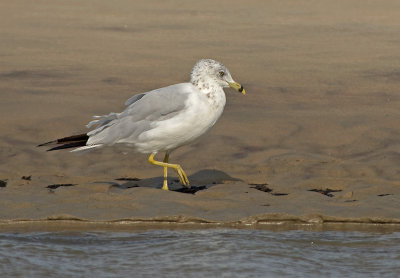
[190,59,245,95]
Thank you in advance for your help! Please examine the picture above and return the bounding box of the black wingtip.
[37,140,57,147]
[46,142,87,151]
[38,133,89,151]
[57,134,89,143]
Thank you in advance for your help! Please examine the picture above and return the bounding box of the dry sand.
[1,0,400,230]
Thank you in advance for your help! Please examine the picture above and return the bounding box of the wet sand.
[1,0,400,230]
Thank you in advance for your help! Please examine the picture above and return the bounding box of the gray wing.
[87,83,192,145]
[124,93,146,106]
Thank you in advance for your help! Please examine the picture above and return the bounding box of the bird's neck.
[191,78,226,108]
[192,78,217,93]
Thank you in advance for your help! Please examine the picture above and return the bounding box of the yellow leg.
[162,153,169,190]
[148,153,190,190]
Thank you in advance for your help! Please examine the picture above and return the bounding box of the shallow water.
[1,229,399,278]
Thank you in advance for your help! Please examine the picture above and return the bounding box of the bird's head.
[190,59,245,95]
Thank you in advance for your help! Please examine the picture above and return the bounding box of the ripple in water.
[1,229,400,277]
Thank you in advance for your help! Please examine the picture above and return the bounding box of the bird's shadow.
[104,169,241,194]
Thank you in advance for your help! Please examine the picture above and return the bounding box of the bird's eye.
[219,71,225,77]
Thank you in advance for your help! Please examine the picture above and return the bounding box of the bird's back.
[83,83,197,152]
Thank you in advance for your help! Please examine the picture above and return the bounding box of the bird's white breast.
[135,84,226,153]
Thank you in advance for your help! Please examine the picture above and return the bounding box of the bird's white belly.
[134,94,225,153]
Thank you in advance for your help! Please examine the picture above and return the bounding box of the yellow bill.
[228,81,246,95]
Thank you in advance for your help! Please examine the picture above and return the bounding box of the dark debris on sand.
[0,180,7,188]
[115,177,141,181]
[111,183,139,189]
[250,183,289,196]
[46,184,77,190]
[173,186,207,194]
[308,188,342,197]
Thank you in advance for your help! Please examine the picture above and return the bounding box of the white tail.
[71,144,103,153]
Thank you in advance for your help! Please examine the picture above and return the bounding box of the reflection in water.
[1,229,399,277]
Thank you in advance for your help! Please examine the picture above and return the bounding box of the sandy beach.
[1,0,400,230]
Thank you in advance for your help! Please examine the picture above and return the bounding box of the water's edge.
[1,219,400,233]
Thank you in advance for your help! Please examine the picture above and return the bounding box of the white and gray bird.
[39,59,245,190]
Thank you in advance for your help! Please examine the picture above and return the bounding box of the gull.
[39,59,245,190]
